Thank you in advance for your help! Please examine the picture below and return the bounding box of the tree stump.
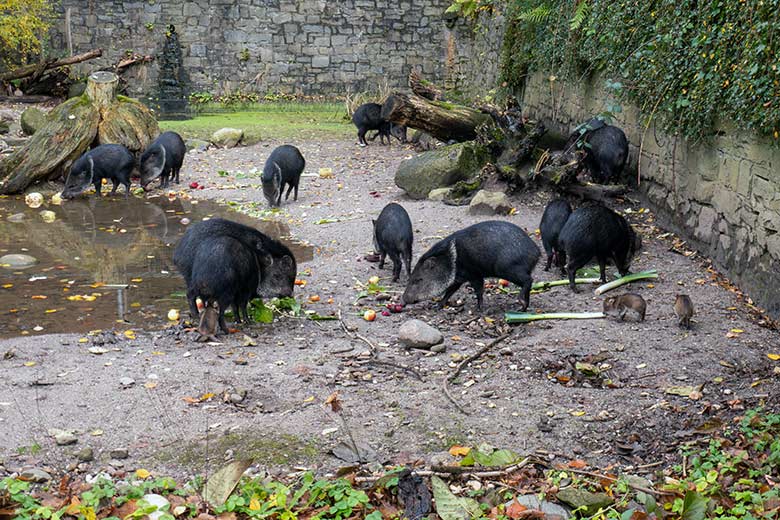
[381,92,492,143]
[0,72,158,194]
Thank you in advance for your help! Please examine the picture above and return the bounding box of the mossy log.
[381,92,492,142]
[0,71,158,194]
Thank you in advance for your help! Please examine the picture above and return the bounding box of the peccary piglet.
[558,205,641,292]
[196,301,220,342]
[674,294,694,329]
[373,203,413,282]
[352,103,406,146]
[566,119,628,183]
[603,293,646,322]
[62,144,135,198]
[174,218,297,318]
[540,198,572,272]
[262,145,305,207]
[188,235,259,333]
[140,131,186,190]
[402,220,540,311]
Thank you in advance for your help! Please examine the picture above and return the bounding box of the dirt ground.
[1,136,779,482]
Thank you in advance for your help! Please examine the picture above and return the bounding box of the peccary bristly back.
[188,235,260,333]
[540,198,572,272]
[402,220,540,311]
[261,144,306,207]
[372,202,414,282]
[566,118,628,183]
[352,102,406,146]
[174,218,297,318]
[558,205,641,292]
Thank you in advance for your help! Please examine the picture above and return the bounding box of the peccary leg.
[94,180,102,196]
[390,253,402,282]
[598,257,608,283]
[566,261,580,293]
[174,168,180,184]
[285,183,294,201]
[358,129,368,146]
[186,289,200,320]
[110,179,119,195]
[123,181,130,197]
[469,278,485,309]
[544,253,553,271]
[505,273,533,311]
[231,304,242,324]
[378,252,386,269]
[218,309,229,334]
[404,250,412,278]
[437,282,464,309]
[293,182,299,201]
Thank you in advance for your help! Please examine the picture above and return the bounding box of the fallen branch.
[115,53,154,71]
[0,49,103,82]
[0,95,56,104]
[562,467,676,497]
[355,457,537,482]
[338,312,423,381]
[442,334,511,414]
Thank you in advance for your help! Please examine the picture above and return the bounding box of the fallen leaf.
[144,382,158,389]
[136,469,151,479]
[31,295,47,300]
[24,361,36,367]
[448,445,471,457]
[567,459,587,469]
[767,353,780,361]
[203,460,254,508]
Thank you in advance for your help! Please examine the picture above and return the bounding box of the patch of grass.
[159,102,353,144]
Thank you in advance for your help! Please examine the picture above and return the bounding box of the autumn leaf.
[449,445,471,457]
[568,459,587,469]
[144,382,158,390]
[506,500,528,519]
[325,391,343,413]
[136,469,151,479]
[767,353,780,361]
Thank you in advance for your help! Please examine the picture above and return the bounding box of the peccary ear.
[259,254,274,268]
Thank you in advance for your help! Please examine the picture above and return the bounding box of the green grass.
[159,102,353,144]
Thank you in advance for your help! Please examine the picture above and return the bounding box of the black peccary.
[558,205,642,292]
[173,218,297,319]
[352,103,406,146]
[62,144,135,198]
[402,220,540,311]
[139,131,186,190]
[188,235,259,333]
[540,198,572,272]
[566,118,628,183]
[372,203,413,282]
[603,292,646,322]
[261,144,305,207]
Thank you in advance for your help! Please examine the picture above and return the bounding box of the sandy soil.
[1,137,778,481]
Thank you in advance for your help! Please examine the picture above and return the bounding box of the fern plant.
[569,0,590,31]
[516,4,552,24]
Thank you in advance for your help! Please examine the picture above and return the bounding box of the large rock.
[399,319,443,349]
[395,141,489,199]
[0,253,38,269]
[20,107,46,135]
[428,187,452,201]
[468,190,512,215]
[186,138,211,152]
[211,127,244,148]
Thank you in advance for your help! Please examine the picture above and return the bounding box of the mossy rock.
[20,107,46,135]
[395,141,489,199]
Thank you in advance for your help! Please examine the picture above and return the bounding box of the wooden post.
[85,71,118,110]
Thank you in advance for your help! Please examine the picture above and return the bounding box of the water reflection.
[0,195,312,338]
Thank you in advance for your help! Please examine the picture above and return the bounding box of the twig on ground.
[338,311,423,381]
[563,467,675,496]
[442,333,511,415]
[354,457,537,482]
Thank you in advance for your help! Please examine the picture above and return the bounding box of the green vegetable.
[594,269,658,295]
[505,311,605,323]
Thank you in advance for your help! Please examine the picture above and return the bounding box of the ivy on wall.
[480,0,780,143]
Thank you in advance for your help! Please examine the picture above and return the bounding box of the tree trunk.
[0,49,103,82]
[0,71,158,194]
[381,92,492,142]
[408,70,444,101]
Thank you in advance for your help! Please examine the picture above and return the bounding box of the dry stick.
[563,467,675,497]
[354,458,535,483]
[442,333,511,415]
[337,313,423,381]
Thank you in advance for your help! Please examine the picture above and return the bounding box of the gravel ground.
[1,137,778,481]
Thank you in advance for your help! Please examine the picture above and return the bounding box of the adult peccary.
[402,221,540,311]
[352,102,406,146]
[565,118,628,183]
[140,131,186,190]
[188,235,259,333]
[261,144,305,207]
[373,203,413,282]
[62,144,135,198]
[540,198,572,272]
[558,205,641,292]
[174,218,297,319]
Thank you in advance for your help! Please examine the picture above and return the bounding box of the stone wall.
[450,9,506,97]
[50,0,453,99]
[522,72,780,318]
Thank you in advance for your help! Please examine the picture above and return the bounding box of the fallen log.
[563,182,628,203]
[0,71,158,194]
[408,70,444,101]
[0,49,103,83]
[115,53,154,71]
[381,92,492,143]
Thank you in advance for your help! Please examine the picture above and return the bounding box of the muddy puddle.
[0,194,313,338]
